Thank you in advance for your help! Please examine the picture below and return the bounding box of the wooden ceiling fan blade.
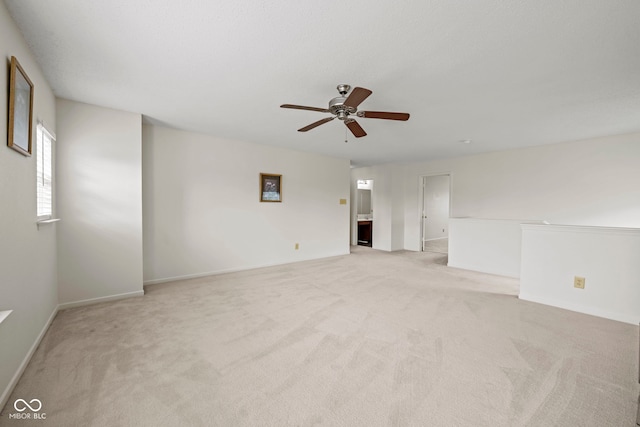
[298,116,335,132]
[344,87,372,108]
[359,111,410,121]
[344,119,367,138]
[281,104,330,113]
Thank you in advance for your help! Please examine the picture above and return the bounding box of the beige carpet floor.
[422,238,448,254]
[1,247,638,426]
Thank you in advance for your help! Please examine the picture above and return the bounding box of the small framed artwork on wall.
[260,173,282,202]
[8,56,34,156]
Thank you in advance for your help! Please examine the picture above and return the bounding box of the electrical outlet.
[295,243,299,250]
[574,276,585,289]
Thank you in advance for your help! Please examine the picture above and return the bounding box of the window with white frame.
[36,122,55,219]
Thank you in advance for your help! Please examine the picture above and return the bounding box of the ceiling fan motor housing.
[329,96,356,120]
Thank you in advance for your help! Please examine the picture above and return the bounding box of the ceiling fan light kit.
[281,84,410,139]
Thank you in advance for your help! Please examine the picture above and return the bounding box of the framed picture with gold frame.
[8,56,34,156]
[260,173,282,202]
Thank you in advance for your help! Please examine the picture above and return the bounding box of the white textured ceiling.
[5,0,640,166]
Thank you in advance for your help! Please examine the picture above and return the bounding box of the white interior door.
[422,174,450,251]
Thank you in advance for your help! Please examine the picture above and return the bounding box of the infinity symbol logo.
[14,398,42,412]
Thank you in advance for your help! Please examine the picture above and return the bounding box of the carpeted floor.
[1,247,638,426]
[422,238,448,254]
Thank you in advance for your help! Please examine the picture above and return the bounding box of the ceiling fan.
[280,84,410,138]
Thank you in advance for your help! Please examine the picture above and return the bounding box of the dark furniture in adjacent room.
[357,220,372,247]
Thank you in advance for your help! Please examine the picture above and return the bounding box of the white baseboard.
[57,290,144,311]
[447,261,520,279]
[144,252,350,286]
[423,237,448,242]
[144,268,250,286]
[0,310,12,325]
[518,292,640,325]
[0,305,59,412]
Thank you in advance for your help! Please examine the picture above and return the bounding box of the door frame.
[418,172,452,251]
[352,178,374,246]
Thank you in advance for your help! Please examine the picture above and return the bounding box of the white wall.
[56,99,143,306]
[350,132,640,253]
[520,224,640,324]
[0,2,58,409]
[449,218,541,278]
[142,125,350,284]
[390,169,405,251]
[400,133,640,252]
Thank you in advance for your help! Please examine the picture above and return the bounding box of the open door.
[421,174,450,253]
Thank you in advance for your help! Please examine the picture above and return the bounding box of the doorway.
[421,174,450,253]
[356,179,373,247]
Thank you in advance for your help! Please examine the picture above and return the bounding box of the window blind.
[36,122,55,219]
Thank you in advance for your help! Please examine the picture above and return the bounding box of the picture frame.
[260,173,282,202]
[8,56,34,156]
